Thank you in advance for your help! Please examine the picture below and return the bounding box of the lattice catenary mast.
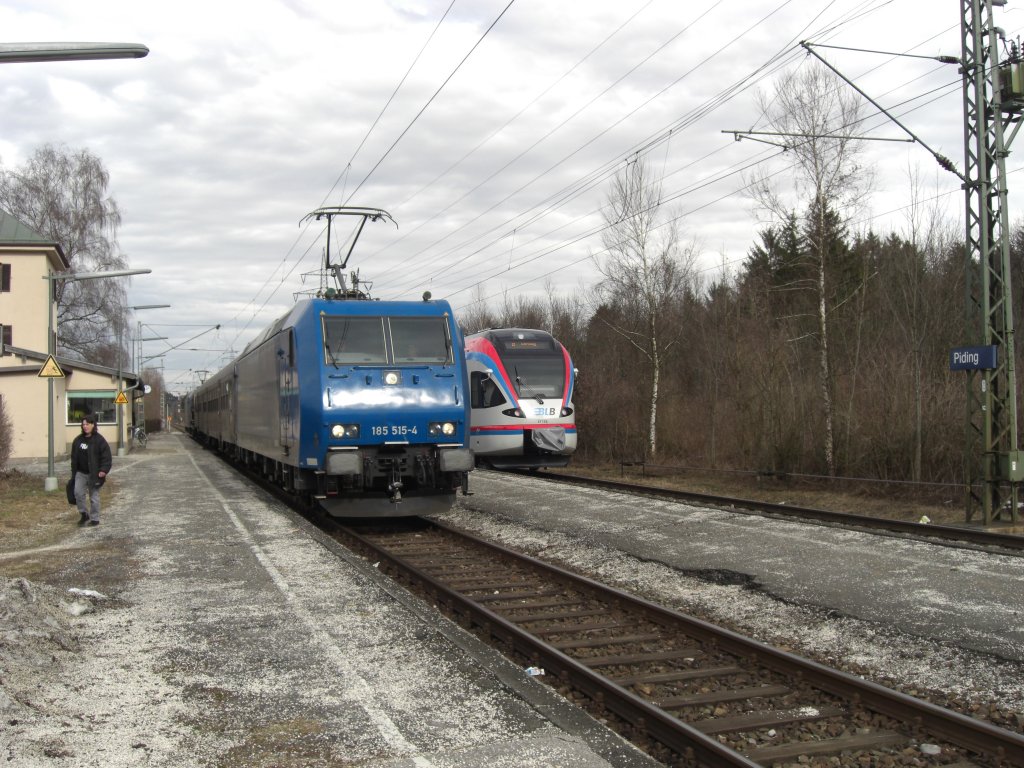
[960,0,1022,524]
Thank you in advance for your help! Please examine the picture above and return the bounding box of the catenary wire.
[172,0,970,385]
[340,0,518,206]
[214,0,518,364]
[409,41,963,301]
[381,1,896,297]
[375,0,816,294]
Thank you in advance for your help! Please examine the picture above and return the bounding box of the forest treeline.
[459,59,1022,489]
[458,212,1024,487]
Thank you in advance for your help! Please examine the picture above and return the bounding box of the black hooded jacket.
[71,429,112,487]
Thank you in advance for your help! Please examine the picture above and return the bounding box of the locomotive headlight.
[331,423,360,439]
[384,370,401,385]
[429,421,456,436]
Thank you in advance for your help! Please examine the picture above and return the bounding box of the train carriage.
[465,328,577,469]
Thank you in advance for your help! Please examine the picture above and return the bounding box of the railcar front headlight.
[331,423,360,439]
[501,408,525,418]
[429,421,456,436]
[383,370,401,385]
[561,407,573,417]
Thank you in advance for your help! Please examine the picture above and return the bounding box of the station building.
[0,209,139,461]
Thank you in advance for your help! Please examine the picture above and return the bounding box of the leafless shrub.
[0,394,12,473]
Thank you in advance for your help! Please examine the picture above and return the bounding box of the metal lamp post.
[117,304,170,456]
[0,43,148,63]
[43,269,151,490]
[135,324,169,436]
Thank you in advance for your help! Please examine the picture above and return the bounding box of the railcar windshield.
[323,317,387,364]
[491,333,566,399]
[390,317,452,364]
[505,357,565,398]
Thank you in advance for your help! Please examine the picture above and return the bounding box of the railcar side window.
[390,317,451,364]
[323,317,387,364]
[471,371,507,409]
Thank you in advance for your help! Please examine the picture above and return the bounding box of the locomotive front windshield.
[493,335,566,399]
[323,317,387,364]
[390,317,452,364]
[323,316,451,365]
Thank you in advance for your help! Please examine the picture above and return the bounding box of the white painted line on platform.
[186,451,435,767]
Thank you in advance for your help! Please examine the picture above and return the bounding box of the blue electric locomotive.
[188,207,474,516]
[189,295,474,516]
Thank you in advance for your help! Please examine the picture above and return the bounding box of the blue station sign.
[949,345,998,371]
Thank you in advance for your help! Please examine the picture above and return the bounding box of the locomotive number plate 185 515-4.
[370,425,419,437]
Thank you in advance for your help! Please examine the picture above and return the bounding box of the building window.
[0,263,10,292]
[0,324,10,353]
[66,391,116,425]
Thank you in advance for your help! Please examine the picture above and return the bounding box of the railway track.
[332,517,1024,768]
[519,470,1024,553]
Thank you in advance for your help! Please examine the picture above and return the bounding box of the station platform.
[3,432,658,767]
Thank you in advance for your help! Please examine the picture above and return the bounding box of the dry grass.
[554,460,970,527]
[0,470,119,554]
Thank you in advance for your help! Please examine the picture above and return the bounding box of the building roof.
[0,209,48,243]
[0,209,70,268]
[0,343,140,386]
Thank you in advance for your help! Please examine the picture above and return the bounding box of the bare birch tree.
[595,159,698,458]
[747,62,871,476]
[0,143,128,362]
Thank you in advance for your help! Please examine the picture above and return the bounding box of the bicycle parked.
[131,425,148,448]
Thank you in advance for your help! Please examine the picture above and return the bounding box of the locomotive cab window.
[323,317,387,364]
[390,317,452,364]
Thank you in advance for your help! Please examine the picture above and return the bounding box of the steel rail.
[339,521,761,768]
[526,471,1024,553]
[340,519,1024,767]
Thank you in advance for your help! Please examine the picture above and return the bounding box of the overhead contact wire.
[400,2,955,300]
[342,0,518,206]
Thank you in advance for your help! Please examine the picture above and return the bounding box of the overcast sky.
[2,1,1020,394]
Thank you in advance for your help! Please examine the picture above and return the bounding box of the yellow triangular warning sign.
[37,355,64,378]
[115,391,129,405]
